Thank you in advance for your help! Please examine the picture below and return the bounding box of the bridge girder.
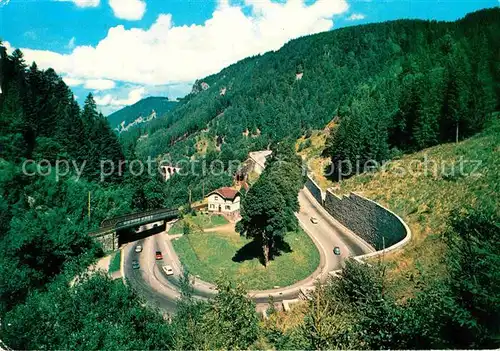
[90,208,179,238]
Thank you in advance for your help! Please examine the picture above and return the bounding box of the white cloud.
[84,78,116,90]
[94,86,145,106]
[108,0,146,20]
[347,13,365,21]
[63,76,84,86]
[19,0,349,88]
[57,0,100,8]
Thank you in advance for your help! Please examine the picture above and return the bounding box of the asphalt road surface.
[123,188,374,312]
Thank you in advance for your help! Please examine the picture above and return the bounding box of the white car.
[135,245,143,253]
[310,217,319,224]
[162,265,174,276]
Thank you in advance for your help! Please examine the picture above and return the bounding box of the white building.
[207,187,240,214]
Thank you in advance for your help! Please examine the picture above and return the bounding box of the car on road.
[310,217,319,224]
[333,246,341,255]
[135,245,142,253]
[155,251,163,260]
[132,260,140,269]
[162,265,174,276]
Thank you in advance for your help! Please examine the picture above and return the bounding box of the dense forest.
[133,9,499,167]
[0,8,499,350]
[121,8,500,212]
[0,40,173,316]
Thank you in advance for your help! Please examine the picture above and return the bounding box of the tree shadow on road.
[232,237,293,266]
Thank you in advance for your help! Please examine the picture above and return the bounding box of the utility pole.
[88,191,91,223]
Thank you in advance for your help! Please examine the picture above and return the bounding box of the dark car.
[333,246,341,255]
[132,260,140,269]
[155,251,163,260]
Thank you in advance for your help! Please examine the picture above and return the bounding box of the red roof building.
[206,187,241,213]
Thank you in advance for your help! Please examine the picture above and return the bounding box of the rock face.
[191,80,210,94]
[107,97,177,131]
[116,109,157,133]
[201,82,210,90]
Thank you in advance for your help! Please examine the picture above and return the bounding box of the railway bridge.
[89,208,179,251]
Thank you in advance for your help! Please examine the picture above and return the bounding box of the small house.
[206,187,240,214]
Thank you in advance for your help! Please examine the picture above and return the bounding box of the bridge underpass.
[89,208,179,251]
[117,222,167,247]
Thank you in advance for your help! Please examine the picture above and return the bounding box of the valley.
[0,5,499,350]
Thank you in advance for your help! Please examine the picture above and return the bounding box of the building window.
[225,205,231,210]
[214,196,219,200]
[210,204,214,209]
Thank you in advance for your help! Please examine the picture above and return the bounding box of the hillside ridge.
[107,96,178,133]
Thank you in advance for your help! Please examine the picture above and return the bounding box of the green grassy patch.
[295,130,336,190]
[108,250,121,273]
[169,213,229,234]
[190,213,228,228]
[169,220,184,235]
[173,230,320,290]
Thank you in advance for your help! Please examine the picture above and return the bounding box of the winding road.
[123,187,374,312]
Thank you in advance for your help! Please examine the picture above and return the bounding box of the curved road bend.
[297,188,375,275]
[123,188,375,312]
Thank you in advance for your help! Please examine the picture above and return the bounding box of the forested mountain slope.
[107,96,178,133]
[0,8,499,350]
[0,40,163,317]
[135,8,500,167]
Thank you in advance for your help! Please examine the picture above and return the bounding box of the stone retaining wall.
[305,175,324,205]
[324,190,407,250]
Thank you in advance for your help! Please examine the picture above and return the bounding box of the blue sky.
[1,0,498,115]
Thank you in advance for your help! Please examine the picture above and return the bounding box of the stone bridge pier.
[95,230,119,252]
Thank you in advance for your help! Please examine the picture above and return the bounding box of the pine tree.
[81,93,98,129]
[56,96,86,161]
[468,35,497,134]
[0,82,27,160]
[413,69,444,149]
[441,42,471,143]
